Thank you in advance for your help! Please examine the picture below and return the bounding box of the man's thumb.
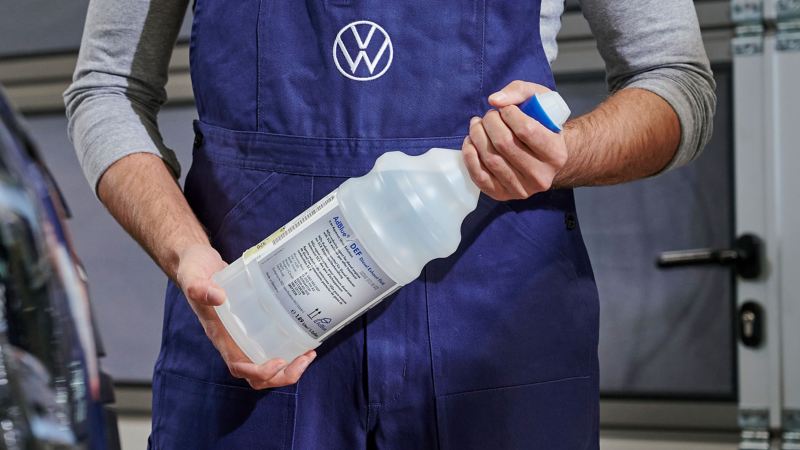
[185,279,226,306]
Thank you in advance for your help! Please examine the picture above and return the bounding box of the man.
[65,0,715,448]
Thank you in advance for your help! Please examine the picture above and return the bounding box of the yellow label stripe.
[243,226,285,262]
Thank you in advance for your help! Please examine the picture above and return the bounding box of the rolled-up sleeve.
[64,0,189,194]
[579,0,717,170]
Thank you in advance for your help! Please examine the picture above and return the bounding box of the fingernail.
[470,116,480,125]
[489,91,507,102]
[299,357,312,371]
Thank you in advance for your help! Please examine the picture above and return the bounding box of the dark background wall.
[0,0,191,58]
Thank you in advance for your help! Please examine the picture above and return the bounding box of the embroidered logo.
[333,20,393,81]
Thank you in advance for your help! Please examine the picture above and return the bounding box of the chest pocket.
[256,0,485,138]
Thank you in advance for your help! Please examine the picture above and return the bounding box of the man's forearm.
[556,88,681,188]
[97,153,209,280]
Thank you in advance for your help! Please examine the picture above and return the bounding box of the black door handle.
[656,234,762,279]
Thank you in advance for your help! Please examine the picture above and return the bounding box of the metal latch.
[739,301,764,348]
[656,234,762,279]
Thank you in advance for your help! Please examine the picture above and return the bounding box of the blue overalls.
[149,1,600,449]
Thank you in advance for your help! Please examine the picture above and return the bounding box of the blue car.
[0,86,119,450]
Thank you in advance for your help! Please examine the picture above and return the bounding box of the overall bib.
[150,1,600,449]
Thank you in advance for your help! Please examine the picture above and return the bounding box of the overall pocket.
[160,136,316,387]
[437,376,594,450]
[150,371,296,450]
[426,193,598,395]
[184,151,315,263]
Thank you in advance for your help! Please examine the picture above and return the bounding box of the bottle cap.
[536,91,570,128]
[519,91,571,133]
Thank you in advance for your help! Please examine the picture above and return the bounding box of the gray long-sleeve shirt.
[64,0,716,192]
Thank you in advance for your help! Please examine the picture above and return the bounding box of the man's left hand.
[462,80,569,201]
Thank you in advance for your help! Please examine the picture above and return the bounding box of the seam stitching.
[424,267,443,450]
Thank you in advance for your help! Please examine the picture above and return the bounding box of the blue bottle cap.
[519,91,571,133]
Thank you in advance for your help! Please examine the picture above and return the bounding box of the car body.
[0,86,118,450]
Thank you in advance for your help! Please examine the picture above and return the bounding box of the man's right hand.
[175,244,317,389]
[99,154,315,390]
[175,244,316,389]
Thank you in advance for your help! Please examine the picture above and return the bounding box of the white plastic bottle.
[212,92,570,364]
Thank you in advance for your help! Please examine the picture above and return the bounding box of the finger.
[462,133,501,196]
[467,119,514,200]
[479,111,532,198]
[263,351,317,387]
[184,278,226,306]
[229,358,287,382]
[488,80,551,108]
[483,107,546,168]
[499,105,565,166]
[245,351,316,389]
[203,314,250,363]
[206,285,227,306]
[490,106,559,194]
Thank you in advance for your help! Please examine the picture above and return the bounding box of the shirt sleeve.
[578,0,717,171]
[64,0,189,194]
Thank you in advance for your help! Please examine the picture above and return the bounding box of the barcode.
[271,194,336,246]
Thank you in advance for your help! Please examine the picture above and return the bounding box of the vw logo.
[333,20,393,81]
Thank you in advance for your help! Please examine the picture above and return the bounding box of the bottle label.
[244,191,398,340]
